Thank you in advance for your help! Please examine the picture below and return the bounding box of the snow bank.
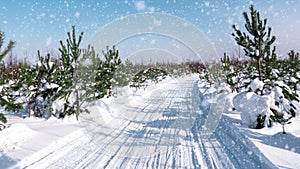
[0,123,38,152]
[224,92,238,112]
[233,92,271,128]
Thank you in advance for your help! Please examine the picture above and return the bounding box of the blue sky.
[0,0,299,62]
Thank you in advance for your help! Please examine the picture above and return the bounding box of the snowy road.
[16,76,276,169]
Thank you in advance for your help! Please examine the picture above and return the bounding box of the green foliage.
[264,46,277,81]
[77,45,101,102]
[57,26,84,119]
[287,50,300,94]
[55,26,122,119]
[0,30,21,118]
[19,51,60,118]
[130,67,168,89]
[199,63,217,86]
[95,46,121,99]
[113,59,136,87]
[0,26,123,120]
[77,45,122,100]
[220,53,240,92]
[0,31,15,61]
[232,4,276,81]
[0,79,24,113]
[270,101,293,134]
[226,5,300,130]
[0,113,7,124]
[0,94,23,112]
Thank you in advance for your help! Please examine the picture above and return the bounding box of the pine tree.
[0,31,15,62]
[0,31,15,124]
[21,51,60,118]
[58,26,83,119]
[95,46,121,98]
[78,45,101,101]
[231,5,298,130]
[287,50,299,95]
[232,5,276,82]
[220,53,239,92]
[113,59,135,87]
[57,26,122,119]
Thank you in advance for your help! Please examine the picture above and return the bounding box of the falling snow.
[74,12,80,18]
[0,0,298,60]
[0,1,300,168]
[135,1,146,11]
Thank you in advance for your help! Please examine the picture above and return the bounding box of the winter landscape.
[1,1,300,169]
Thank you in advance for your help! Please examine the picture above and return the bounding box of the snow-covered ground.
[1,75,300,168]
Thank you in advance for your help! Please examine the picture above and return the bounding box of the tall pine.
[232,5,276,82]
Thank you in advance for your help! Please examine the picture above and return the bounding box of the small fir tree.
[287,50,299,95]
[57,26,122,119]
[232,5,276,82]
[21,51,60,118]
[95,46,121,98]
[0,31,15,62]
[220,53,239,92]
[58,26,83,119]
[0,31,16,124]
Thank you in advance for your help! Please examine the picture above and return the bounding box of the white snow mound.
[0,123,38,151]
[250,78,264,92]
[233,91,271,128]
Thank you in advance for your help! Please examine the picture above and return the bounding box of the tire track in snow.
[50,83,181,169]
[76,77,196,168]
[110,87,183,168]
[212,116,276,169]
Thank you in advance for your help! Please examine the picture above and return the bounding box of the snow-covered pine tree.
[220,53,240,92]
[112,59,135,88]
[130,67,168,89]
[57,26,83,119]
[0,30,19,124]
[20,51,60,118]
[231,5,298,130]
[287,50,299,95]
[78,45,101,102]
[57,26,122,119]
[232,4,276,83]
[0,31,15,62]
[95,46,121,99]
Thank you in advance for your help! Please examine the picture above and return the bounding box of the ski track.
[19,76,277,169]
